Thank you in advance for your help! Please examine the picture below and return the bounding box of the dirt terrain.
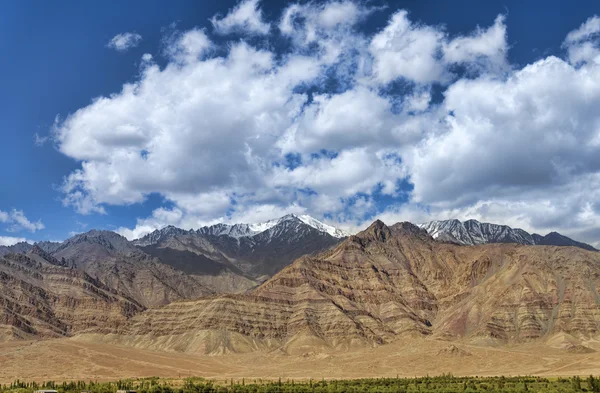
[2,336,600,383]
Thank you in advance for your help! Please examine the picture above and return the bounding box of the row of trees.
[2,375,600,393]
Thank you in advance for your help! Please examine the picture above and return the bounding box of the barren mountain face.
[3,219,600,357]
[0,246,142,341]
[98,221,600,355]
[51,230,214,307]
[0,215,347,341]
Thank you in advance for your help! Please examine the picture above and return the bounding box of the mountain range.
[420,219,598,251]
[135,213,347,281]
[1,214,599,354]
[87,220,600,355]
[0,214,346,340]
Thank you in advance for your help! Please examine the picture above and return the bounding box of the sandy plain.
[2,336,600,383]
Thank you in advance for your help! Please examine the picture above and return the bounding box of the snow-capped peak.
[291,214,350,238]
[419,218,598,251]
[203,214,349,239]
[132,214,350,245]
[420,219,534,246]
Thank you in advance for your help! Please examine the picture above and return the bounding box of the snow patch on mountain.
[295,214,350,238]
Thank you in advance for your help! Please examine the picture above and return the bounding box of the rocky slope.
[0,246,142,341]
[94,220,600,355]
[420,219,597,251]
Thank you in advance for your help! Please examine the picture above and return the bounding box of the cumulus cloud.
[107,32,142,52]
[369,10,447,84]
[54,2,600,247]
[0,209,44,233]
[278,0,378,70]
[369,11,508,84]
[211,0,270,35]
[163,28,212,63]
[443,14,509,73]
[406,56,600,207]
[280,0,372,38]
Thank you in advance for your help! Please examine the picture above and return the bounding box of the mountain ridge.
[132,213,349,247]
[420,219,597,251]
[0,214,349,303]
[3,217,600,356]
[90,219,600,355]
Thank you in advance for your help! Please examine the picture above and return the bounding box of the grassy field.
[2,375,600,393]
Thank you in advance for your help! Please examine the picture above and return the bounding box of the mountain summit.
[132,214,348,284]
[133,213,349,247]
[420,219,597,251]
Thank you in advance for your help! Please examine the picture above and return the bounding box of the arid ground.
[2,337,600,383]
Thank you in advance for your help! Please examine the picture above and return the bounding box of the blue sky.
[2,0,600,246]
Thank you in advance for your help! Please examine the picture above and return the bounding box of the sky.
[2,0,600,247]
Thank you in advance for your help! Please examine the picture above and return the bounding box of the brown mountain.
[51,230,214,307]
[96,220,600,355]
[0,246,142,341]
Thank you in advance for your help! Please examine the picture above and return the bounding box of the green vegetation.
[2,375,600,393]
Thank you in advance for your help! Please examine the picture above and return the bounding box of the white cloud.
[443,15,508,73]
[566,41,600,65]
[55,3,600,248]
[0,236,31,247]
[369,10,447,84]
[107,32,142,52]
[563,16,600,65]
[272,148,405,198]
[163,29,213,64]
[279,1,369,40]
[55,34,322,216]
[34,133,49,147]
[278,1,375,67]
[0,209,44,233]
[369,11,508,84]
[564,15,600,44]
[117,207,184,240]
[211,0,270,35]
[318,1,369,28]
[406,56,600,208]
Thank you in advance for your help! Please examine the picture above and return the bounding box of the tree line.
[2,375,600,393]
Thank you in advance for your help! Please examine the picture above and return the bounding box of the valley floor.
[1,337,600,383]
